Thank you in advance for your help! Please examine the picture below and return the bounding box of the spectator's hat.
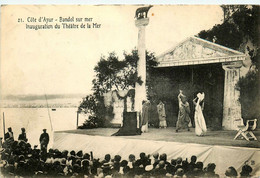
[43,129,47,131]
[120,160,128,167]
[171,159,176,165]
[114,155,121,162]
[160,153,167,161]
[145,165,153,171]
[35,171,44,175]
[76,150,83,157]
[207,163,216,172]
[176,168,184,176]
[83,153,90,159]
[159,160,165,168]
[176,157,182,164]
[242,164,253,174]
[153,152,159,158]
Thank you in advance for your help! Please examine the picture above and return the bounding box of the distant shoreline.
[1,93,86,101]
[1,94,85,109]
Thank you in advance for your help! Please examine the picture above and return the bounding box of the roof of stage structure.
[156,36,246,67]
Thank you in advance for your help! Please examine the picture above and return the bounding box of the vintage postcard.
[0,5,259,177]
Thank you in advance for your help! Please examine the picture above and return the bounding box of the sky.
[1,5,223,96]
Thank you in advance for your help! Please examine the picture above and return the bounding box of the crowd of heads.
[0,139,254,178]
[0,127,254,177]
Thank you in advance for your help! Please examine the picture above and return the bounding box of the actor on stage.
[193,92,207,136]
[176,90,191,132]
[141,100,150,133]
[157,100,167,128]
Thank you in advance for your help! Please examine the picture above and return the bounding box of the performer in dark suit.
[39,129,49,152]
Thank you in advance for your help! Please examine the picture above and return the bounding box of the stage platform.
[56,127,260,148]
[53,128,260,176]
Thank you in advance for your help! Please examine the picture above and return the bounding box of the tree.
[78,49,157,128]
[198,5,260,120]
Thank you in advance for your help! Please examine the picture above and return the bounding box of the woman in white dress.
[193,92,207,136]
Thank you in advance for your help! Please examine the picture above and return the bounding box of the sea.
[0,107,87,147]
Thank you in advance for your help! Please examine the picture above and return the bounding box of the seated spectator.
[152,152,160,168]
[81,159,90,176]
[83,153,90,160]
[240,164,253,177]
[160,153,170,166]
[182,159,189,172]
[175,157,182,170]
[204,163,219,177]
[101,154,111,164]
[0,133,255,178]
[174,168,184,178]
[225,166,238,178]
[188,155,197,170]
[128,154,135,168]
[138,152,151,167]
[76,150,83,158]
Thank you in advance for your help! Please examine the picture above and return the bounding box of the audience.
[0,130,254,178]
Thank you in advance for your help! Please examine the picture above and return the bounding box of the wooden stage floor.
[56,127,260,148]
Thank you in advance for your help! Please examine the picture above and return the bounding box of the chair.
[234,119,257,141]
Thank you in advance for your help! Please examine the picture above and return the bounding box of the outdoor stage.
[53,128,260,176]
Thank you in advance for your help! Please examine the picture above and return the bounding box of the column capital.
[135,18,149,27]
[222,61,243,70]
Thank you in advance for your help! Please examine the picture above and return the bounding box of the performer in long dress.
[141,100,150,133]
[157,100,167,128]
[176,90,191,132]
[193,92,207,136]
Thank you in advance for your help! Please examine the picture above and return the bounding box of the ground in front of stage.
[56,127,260,148]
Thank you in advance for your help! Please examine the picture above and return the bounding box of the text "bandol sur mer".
[27,16,101,29]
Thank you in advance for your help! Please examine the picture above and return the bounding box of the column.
[222,61,243,130]
[134,18,149,113]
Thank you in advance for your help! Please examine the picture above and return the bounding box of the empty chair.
[234,119,257,141]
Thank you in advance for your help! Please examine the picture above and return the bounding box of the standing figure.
[157,100,167,128]
[141,100,150,133]
[4,127,14,141]
[176,90,191,132]
[39,129,49,152]
[18,128,28,142]
[193,92,207,136]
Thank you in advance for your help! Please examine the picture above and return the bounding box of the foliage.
[198,5,259,120]
[92,50,157,95]
[237,49,260,120]
[199,6,259,52]
[78,49,157,128]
